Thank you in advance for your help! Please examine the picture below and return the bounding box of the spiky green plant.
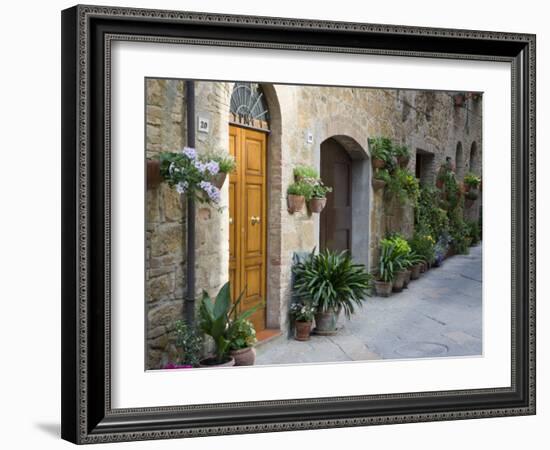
[292,249,373,319]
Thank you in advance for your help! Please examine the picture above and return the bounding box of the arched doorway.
[228,82,270,332]
[320,138,352,253]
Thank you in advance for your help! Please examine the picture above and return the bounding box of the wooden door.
[320,138,352,253]
[228,125,267,331]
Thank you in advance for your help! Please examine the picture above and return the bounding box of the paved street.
[256,244,482,365]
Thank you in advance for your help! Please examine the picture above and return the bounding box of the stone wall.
[145,79,482,368]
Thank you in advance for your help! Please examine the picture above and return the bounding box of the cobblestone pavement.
[255,244,482,365]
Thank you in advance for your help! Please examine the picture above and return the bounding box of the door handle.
[250,216,261,225]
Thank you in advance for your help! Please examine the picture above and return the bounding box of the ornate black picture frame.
[61,4,536,444]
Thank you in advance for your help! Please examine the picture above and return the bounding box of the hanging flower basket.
[308,197,326,213]
[453,93,465,107]
[287,194,305,213]
[211,172,227,189]
[146,159,161,190]
[372,178,386,191]
[372,158,386,169]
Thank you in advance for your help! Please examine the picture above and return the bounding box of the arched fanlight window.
[229,82,270,130]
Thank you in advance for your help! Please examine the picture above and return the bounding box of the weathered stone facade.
[145,79,482,369]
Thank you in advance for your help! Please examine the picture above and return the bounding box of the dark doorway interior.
[320,138,352,254]
[415,149,435,185]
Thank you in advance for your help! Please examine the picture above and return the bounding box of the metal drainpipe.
[185,80,196,325]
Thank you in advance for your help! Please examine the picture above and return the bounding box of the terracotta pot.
[453,93,465,106]
[229,347,256,366]
[419,262,427,273]
[372,178,386,191]
[287,194,305,213]
[392,270,408,292]
[314,310,339,335]
[374,280,393,297]
[436,179,444,189]
[294,321,313,341]
[398,155,410,168]
[198,356,235,368]
[411,263,422,280]
[146,159,161,190]
[403,269,412,288]
[372,158,386,169]
[211,172,227,189]
[308,197,327,213]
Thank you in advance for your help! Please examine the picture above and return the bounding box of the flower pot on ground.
[229,347,256,366]
[173,320,203,368]
[308,197,327,213]
[289,301,316,341]
[419,262,427,273]
[374,280,393,297]
[403,269,412,288]
[314,309,340,335]
[198,282,261,367]
[292,249,373,336]
[410,263,422,280]
[198,356,235,367]
[392,269,408,292]
[294,320,313,341]
[228,318,257,366]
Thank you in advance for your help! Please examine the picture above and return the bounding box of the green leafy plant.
[369,136,394,163]
[409,232,436,264]
[228,319,257,351]
[289,301,316,322]
[293,165,319,181]
[198,282,261,364]
[173,320,203,367]
[292,249,373,319]
[310,179,332,198]
[385,168,419,204]
[465,219,481,245]
[464,172,481,188]
[394,144,410,159]
[374,168,391,183]
[204,152,237,174]
[378,239,406,282]
[448,211,469,254]
[287,181,311,197]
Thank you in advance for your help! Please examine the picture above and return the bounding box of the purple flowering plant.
[158,147,233,207]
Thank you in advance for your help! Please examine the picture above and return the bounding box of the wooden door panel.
[228,125,267,332]
[320,138,352,254]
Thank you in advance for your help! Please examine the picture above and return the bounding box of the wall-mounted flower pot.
[211,172,227,189]
[374,280,393,297]
[372,158,386,169]
[229,347,256,366]
[287,194,305,213]
[397,155,410,168]
[372,178,386,191]
[294,321,313,341]
[436,178,444,189]
[308,197,327,213]
[146,159,161,190]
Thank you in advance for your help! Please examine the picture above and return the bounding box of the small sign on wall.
[198,116,210,133]
[306,131,314,144]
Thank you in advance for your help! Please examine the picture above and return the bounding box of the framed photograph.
[61,4,536,444]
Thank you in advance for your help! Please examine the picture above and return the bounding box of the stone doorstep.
[255,329,282,348]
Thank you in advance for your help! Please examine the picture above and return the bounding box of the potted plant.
[308,180,332,213]
[394,144,411,168]
[453,92,465,107]
[171,320,203,368]
[293,249,373,335]
[205,152,237,188]
[289,300,316,341]
[382,234,411,292]
[373,169,390,191]
[369,136,393,169]
[463,172,481,192]
[287,182,309,213]
[375,240,397,297]
[228,319,257,366]
[293,165,319,182]
[198,282,260,367]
